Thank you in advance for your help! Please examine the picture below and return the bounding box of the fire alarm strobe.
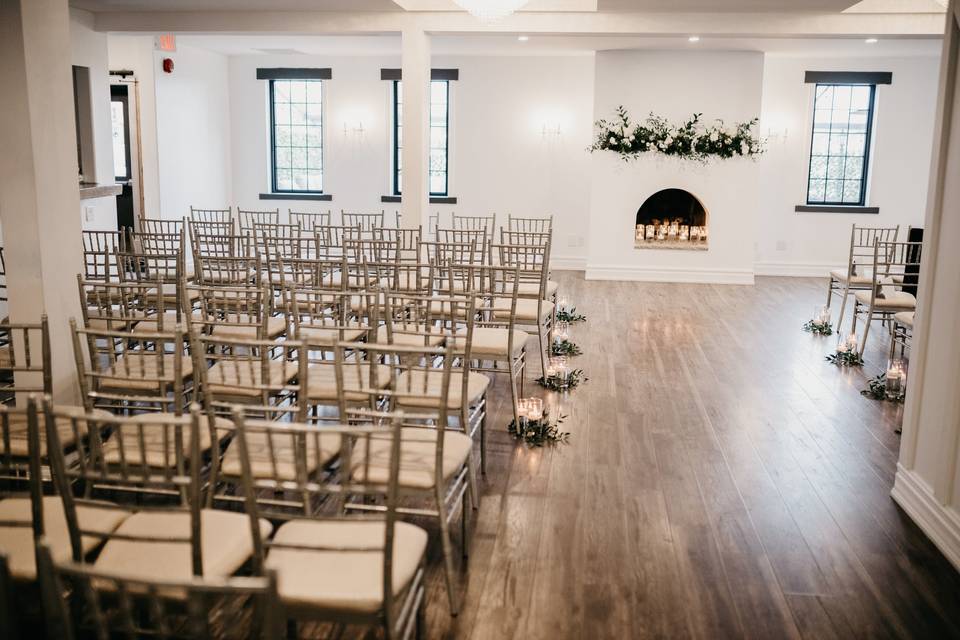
[162,58,174,74]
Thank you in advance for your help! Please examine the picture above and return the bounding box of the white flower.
[740,141,749,154]
[608,136,616,144]
[647,142,655,150]
[664,136,674,146]
[628,134,635,141]
[709,131,719,142]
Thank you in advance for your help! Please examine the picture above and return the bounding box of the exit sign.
[154,34,176,52]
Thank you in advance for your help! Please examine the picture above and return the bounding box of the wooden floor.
[413,273,960,639]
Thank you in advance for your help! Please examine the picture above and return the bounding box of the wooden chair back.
[0,316,51,405]
[289,210,331,231]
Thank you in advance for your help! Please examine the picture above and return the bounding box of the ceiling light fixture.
[688,36,701,43]
[453,0,529,23]
[865,38,879,44]
[518,35,529,42]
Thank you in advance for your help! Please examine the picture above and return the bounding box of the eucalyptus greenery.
[802,320,834,336]
[826,350,864,367]
[507,411,571,447]
[550,339,582,357]
[861,374,905,403]
[590,107,764,162]
[556,308,587,323]
[537,369,588,392]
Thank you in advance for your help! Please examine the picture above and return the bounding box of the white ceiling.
[596,0,858,11]
[176,32,941,57]
[71,0,404,11]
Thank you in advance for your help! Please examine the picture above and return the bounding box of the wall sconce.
[541,122,562,139]
[765,126,789,144]
[343,121,365,140]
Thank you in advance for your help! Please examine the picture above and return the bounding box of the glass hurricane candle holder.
[554,321,570,344]
[645,225,655,240]
[527,397,544,422]
[679,225,690,241]
[517,398,530,427]
[557,294,570,312]
[837,332,858,353]
[814,305,831,325]
[886,359,906,399]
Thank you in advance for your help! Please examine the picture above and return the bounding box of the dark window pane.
[806,82,874,206]
[270,79,323,193]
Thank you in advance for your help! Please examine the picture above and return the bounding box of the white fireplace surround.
[586,50,764,285]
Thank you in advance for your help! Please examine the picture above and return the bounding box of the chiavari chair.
[37,540,282,640]
[81,230,124,282]
[436,228,490,265]
[190,205,233,226]
[851,240,922,356]
[0,316,51,407]
[507,214,553,233]
[336,341,474,615]
[279,273,372,350]
[892,311,914,359]
[187,282,286,342]
[0,397,129,584]
[0,247,7,306]
[279,255,350,292]
[229,409,427,638]
[342,210,385,232]
[238,207,280,234]
[496,242,554,375]
[141,217,184,235]
[830,224,900,333]
[71,319,193,415]
[447,263,526,453]
[116,239,197,326]
[77,276,160,334]
[315,224,360,259]
[289,209,331,231]
[42,401,270,581]
[451,213,495,236]
[500,229,558,299]
[190,231,260,287]
[376,226,423,263]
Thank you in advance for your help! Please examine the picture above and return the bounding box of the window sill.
[795,204,879,214]
[260,192,332,201]
[381,195,458,205]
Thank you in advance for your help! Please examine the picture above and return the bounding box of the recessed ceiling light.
[688,36,700,43]
[865,38,879,44]
[518,35,529,42]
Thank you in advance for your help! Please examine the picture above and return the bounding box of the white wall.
[69,8,117,231]
[587,50,765,283]
[755,54,940,275]
[153,44,232,219]
[227,53,595,264]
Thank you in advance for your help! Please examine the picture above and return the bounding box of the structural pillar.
[400,27,431,229]
[0,0,85,401]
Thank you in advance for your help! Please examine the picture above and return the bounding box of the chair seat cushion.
[306,363,392,402]
[210,315,286,341]
[100,414,224,467]
[205,359,298,399]
[493,298,553,322]
[395,370,490,410]
[348,427,473,490]
[0,496,129,580]
[374,325,444,347]
[517,280,559,298]
[830,269,873,286]
[265,519,428,614]
[130,310,201,335]
[0,407,112,458]
[854,289,917,311]
[219,429,341,480]
[456,327,528,358]
[94,509,272,582]
[893,311,915,328]
[100,354,194,391]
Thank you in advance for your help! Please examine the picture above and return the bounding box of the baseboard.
[754,261,845,277]
[550,256,587,271]
[892,464,960,572]
[585,263,755,285]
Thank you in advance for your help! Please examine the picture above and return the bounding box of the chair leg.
[467,453,479,511]
[859,307,875,357]
[434,486,460,616]
[826,278,834,307]
[836,283,851,333]
[536,323,548,378]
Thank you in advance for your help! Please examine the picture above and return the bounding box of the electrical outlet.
[83,206,95,223]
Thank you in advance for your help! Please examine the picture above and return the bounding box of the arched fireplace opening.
[635,188,709,250]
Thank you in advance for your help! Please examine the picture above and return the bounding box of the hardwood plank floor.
[418,273,960,639]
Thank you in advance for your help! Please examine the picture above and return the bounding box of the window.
[269,78,323,194]
[806,83,876,206]
[393,79,449,196]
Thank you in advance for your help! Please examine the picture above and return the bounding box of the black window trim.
[805,82,877,208]
[391,78,450,198]
[267,77,325,197]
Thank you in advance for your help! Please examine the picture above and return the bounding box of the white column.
[400,27,430,229]
[892,0,960,569]
[0,0,85,402]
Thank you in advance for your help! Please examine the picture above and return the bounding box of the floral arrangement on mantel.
[590,106,764,162]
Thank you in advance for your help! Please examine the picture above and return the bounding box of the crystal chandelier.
[452,0,529,23]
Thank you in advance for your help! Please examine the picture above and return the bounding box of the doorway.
[110,77,143,232]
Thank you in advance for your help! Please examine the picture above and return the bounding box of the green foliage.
[536,369,588,391]
[802,320,834,336]
[826,350,864,367]
[556,308,587,323]
[590,107,764,162]
[507,412,571,447]
[861,373,905,403]
[550,340,582,357]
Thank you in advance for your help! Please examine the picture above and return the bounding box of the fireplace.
[634,188,708,250]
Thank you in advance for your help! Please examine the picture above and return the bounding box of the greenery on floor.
[550,339,582,357]
[537,369,588,391]
[802,320,834,335]
[508,412,571,447]
[861,373,905,403]
[556,308,587,323]
[826,350,864,367]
